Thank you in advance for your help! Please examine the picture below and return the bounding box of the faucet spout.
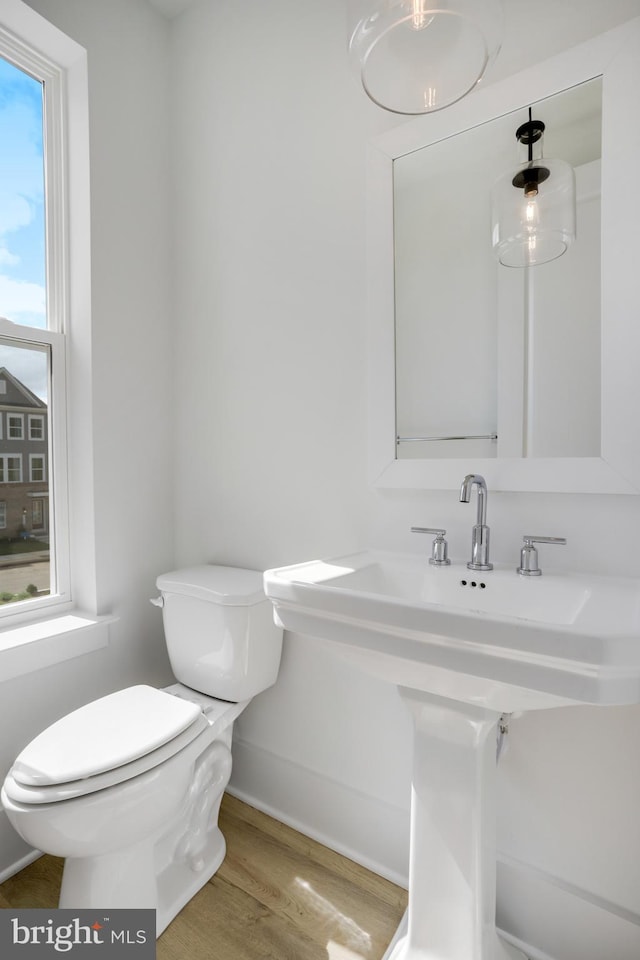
[459,474,493,571]
[460,473,487,526]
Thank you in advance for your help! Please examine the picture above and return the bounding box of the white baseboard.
[228,736,410,888]
[0,848,41,885]
[496,857,640,960]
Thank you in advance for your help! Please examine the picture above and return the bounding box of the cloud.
[0,273,46,326]
[0,101,43,238]
[0,247,20,267]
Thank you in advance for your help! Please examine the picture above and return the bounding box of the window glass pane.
[0,341,50,605]
[0,55,46,329]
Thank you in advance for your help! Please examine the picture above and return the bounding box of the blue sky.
[0,54,48,399]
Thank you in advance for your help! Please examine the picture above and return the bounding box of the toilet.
[1,565,282,935]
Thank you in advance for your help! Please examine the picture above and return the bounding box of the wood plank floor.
[0,794,408,960]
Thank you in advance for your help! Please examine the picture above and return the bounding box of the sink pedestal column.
[388,688,526,960]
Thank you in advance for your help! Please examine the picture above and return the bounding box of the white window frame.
[28,414,45,440]
[0,2,111,673]
[0,453,23,483]
[29,452,46,482]
[7,413,24,440]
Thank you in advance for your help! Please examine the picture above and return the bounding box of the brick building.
[0,367,48,541]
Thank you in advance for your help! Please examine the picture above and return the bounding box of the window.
[0,455,22,483]
[30,454,45,482]
[29,414,44,440]
[0,501,5,529]
[0,4,108,677]
[7,414,24,439]
[0,21,68,617]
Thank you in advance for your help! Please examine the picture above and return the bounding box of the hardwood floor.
[0,794,408,960]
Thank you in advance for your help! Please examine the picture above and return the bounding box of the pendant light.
[347,0,503,115]
[491,108,576,267]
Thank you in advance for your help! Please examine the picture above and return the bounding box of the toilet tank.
[155,565,283,702]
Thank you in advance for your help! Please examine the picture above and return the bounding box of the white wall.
[170,2,640,959]
[0,0,176,872]
[169,0,412,869]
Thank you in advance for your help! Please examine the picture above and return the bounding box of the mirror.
[394,80,601,462]
[367,18,640,493]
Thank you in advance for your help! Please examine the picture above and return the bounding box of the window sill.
[0,613,115,682]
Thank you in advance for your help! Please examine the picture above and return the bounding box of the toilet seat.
[4,686,210,805]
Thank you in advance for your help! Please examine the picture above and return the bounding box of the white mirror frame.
[367,18,640,494]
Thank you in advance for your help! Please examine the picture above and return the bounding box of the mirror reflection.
[394,78,602,460]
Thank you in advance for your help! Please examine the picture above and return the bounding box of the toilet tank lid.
[156,565,266,605]
[11,686,202,786]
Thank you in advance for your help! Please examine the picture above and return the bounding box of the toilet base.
[155,736,232,935]
[58,825,227,938]
[60,838,159,913]
[56,734,234,937]
[156,825,226,935]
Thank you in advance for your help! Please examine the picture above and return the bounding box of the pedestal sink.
[263,550,640,960]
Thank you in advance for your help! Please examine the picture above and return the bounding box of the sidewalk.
[0,551,49,567]
[0,556,50,594]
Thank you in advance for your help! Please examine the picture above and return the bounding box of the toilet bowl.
[1,565,283,935]
[2,683,243,932]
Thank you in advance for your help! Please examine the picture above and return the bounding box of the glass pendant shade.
[491,117,576,267]
[348,0,503,115]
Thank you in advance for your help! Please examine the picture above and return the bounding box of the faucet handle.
[517,536,566,577]
[411,527,451,566]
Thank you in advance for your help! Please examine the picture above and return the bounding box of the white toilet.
[1,565,282,935]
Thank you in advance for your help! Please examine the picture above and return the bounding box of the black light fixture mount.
[491,104,576,267]
[512,110,550,197]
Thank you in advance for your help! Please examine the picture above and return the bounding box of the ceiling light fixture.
[491,108,576,267]
[347,0,503,115]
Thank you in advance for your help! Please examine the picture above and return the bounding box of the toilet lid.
[11,685,202,786]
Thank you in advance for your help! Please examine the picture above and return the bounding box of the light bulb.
[524,198,539,227]
[410,1,433,30]
[422,87,438,110]
[523,195,540,263]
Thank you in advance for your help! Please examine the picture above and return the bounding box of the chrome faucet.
[459,473,493,571]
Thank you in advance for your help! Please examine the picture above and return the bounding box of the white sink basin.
[264,550,640,711]
[300,555,591,624]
